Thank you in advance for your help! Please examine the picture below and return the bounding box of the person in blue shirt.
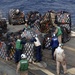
[50,33,59,60]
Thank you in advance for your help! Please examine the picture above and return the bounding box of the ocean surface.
[0,0,75,26]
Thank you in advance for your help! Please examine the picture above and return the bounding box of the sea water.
[0,0,75,26]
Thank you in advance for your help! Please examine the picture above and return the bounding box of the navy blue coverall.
[50,35,59,59]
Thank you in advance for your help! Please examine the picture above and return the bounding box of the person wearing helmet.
[54,44,67,75]
[50,33,59,60]
[16,54,29,75]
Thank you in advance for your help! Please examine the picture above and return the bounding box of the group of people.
[15,33,42,75]
[16,23,67,75]
[0,22,68,75]
[50,24,67,75]
[16,33,42,75]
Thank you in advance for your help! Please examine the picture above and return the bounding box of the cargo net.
[8,9,25,25]
[60,24,71,43]
[23,42,34,62]
[60,24,71,33]
[44,37,51,49]
[21,25,43,62]
[40,23,51,33]
[21,25,42,40]
[26,11,41,25]
[55,11,71,24]
[9,46,15,60]
[40,12,51,33]
[0,42,6,59]
[0,41,15,60]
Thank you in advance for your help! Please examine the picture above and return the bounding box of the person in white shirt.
[33,35,42,62]
[54,44,67,75]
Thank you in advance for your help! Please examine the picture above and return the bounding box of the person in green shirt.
[54,24,62,44]
[16,54,29,75]
[15,35,23,63]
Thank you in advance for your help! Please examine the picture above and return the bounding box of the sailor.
[54,24,62,45]
[54,44,67,75]
[50,11,62,44]
[15,35,23,63]
[50,33,59,60]
[31,34,42,62]
[16,54,29,75]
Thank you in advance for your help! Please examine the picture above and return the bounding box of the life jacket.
[20,59,28,71]
[50,36,59,48]
[16,39,22,50]
[56,26,62,37]
[55,11,71,24]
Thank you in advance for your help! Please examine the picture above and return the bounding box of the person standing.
[54,44,67,75]
[54,25,62,44]
[31,35,42,62]
[50,34,59,60]
[15,35,23,63]
[16,54,29,75]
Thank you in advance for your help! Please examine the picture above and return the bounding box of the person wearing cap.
[50,33,59,60]
[54,44,67,75]
[16,54,29,75]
